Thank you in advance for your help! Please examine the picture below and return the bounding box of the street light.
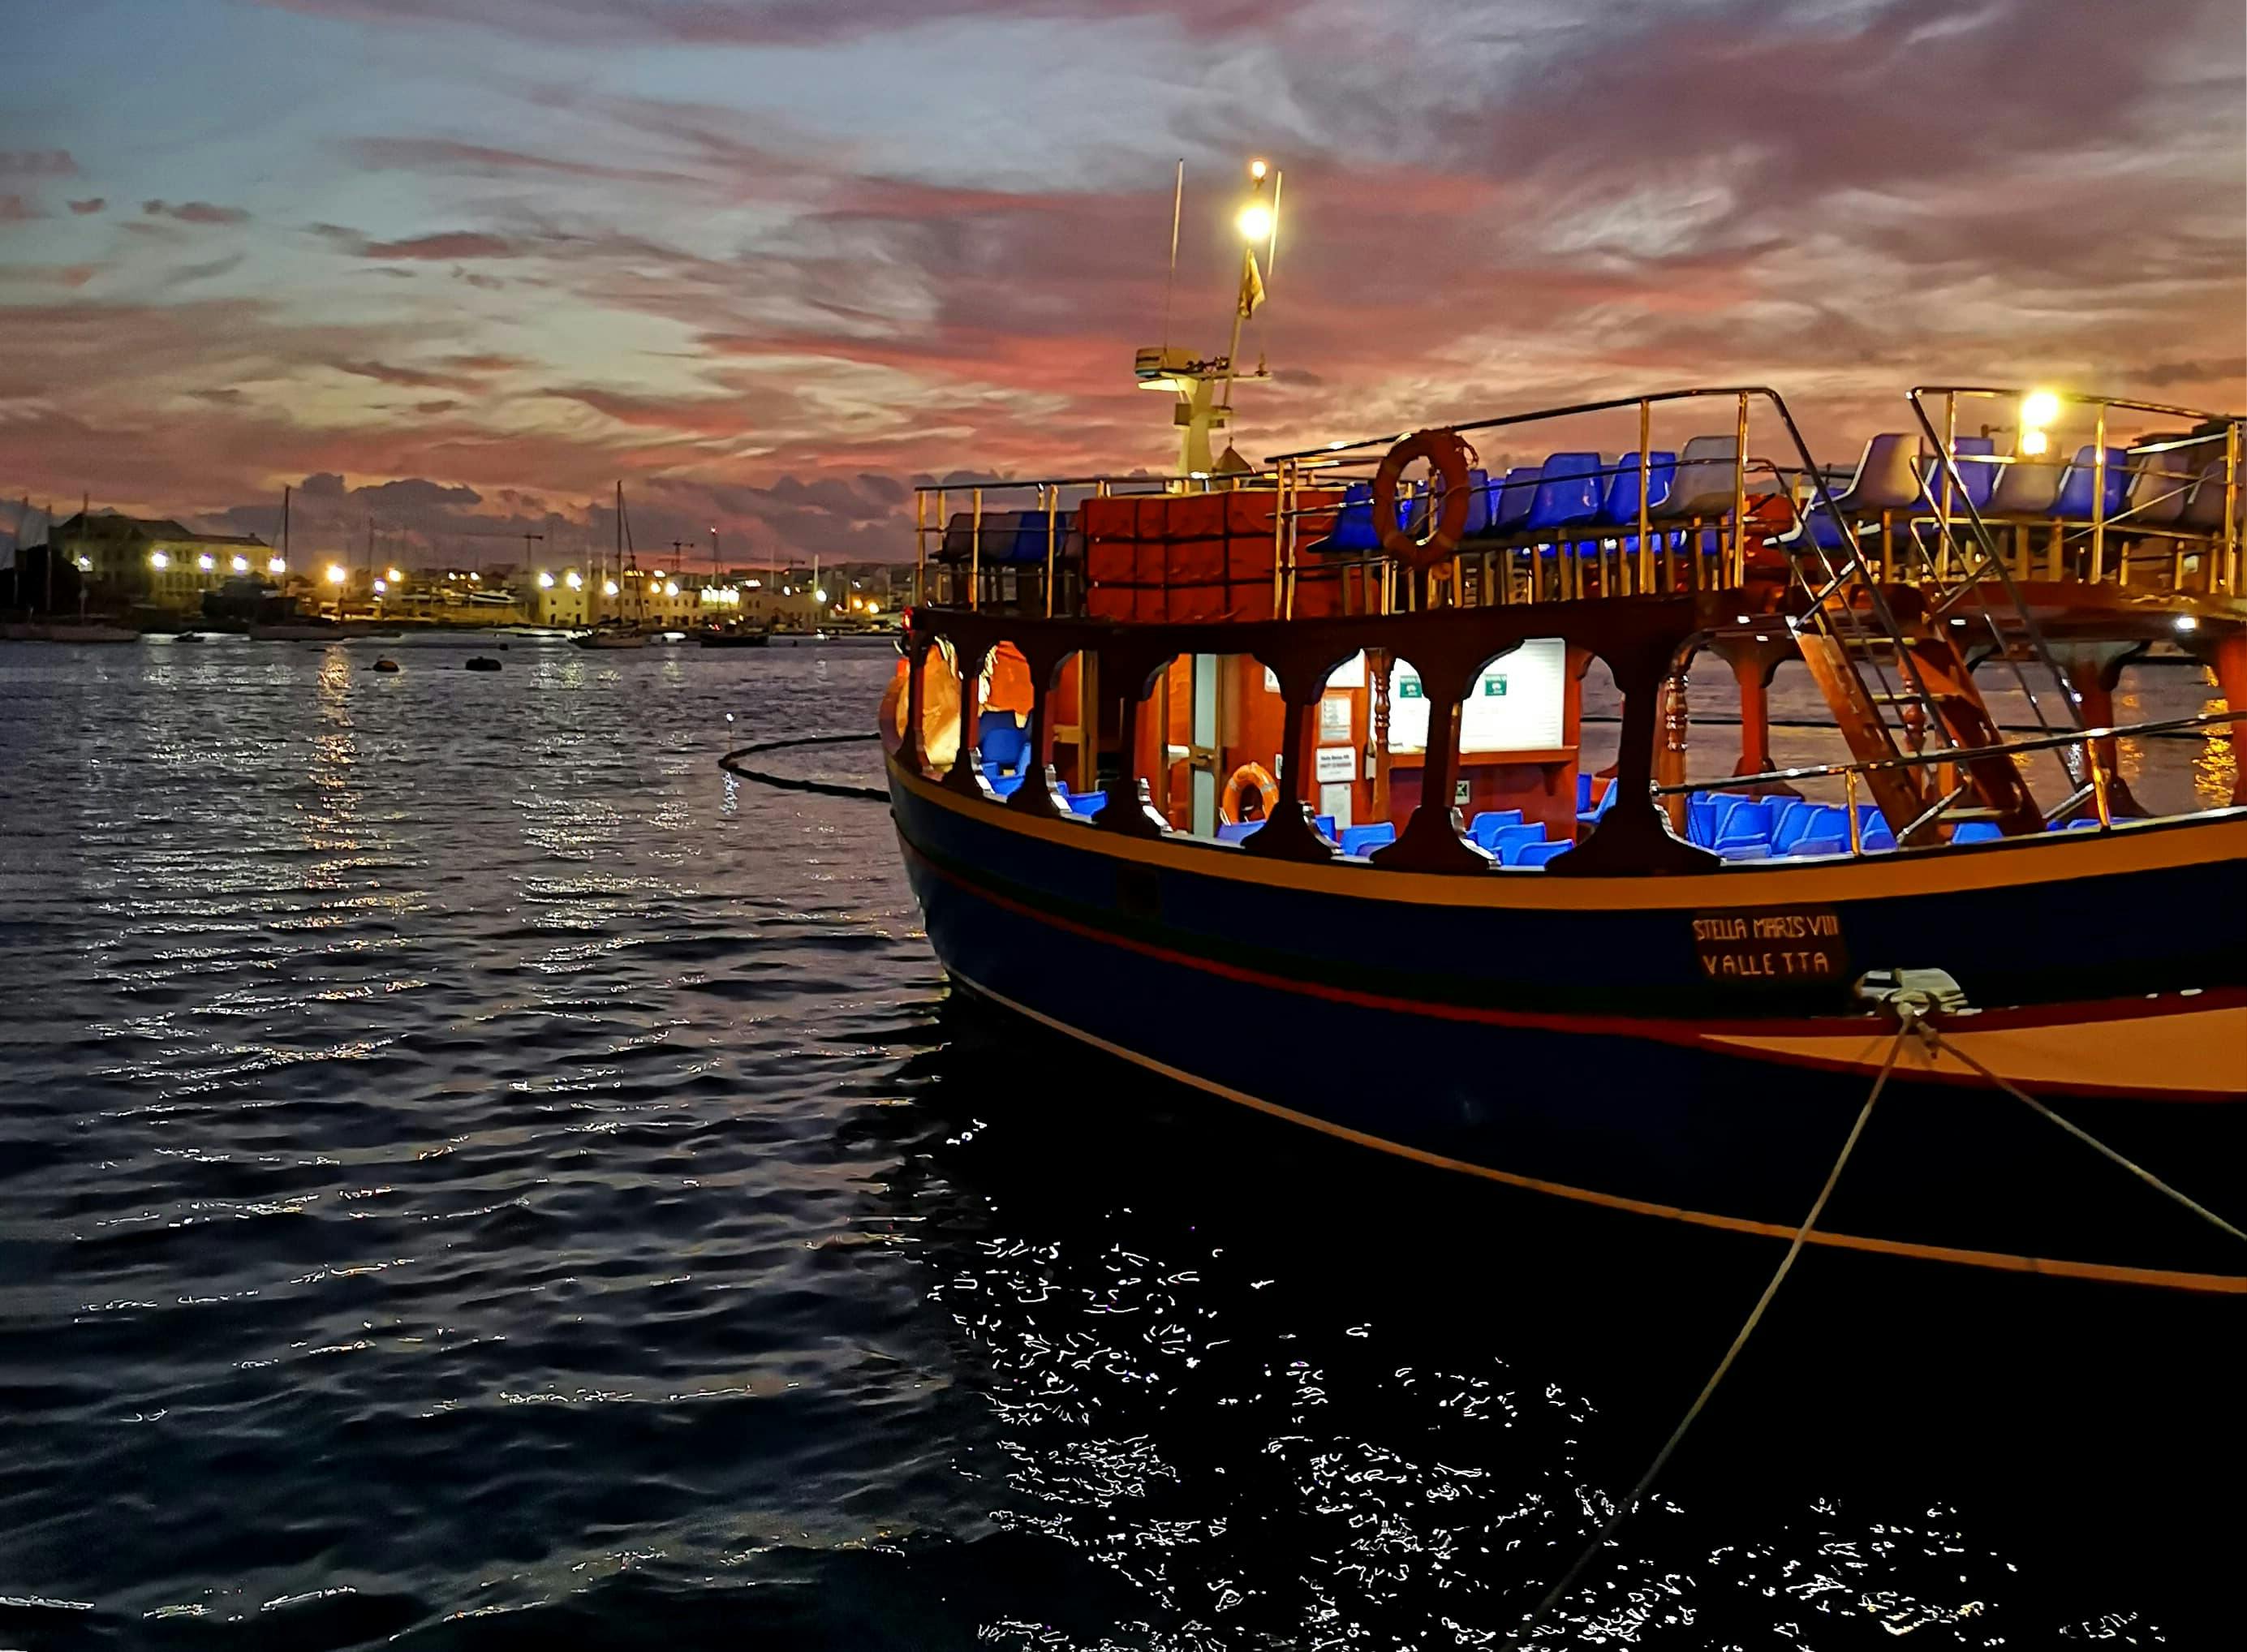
[385,566,404,583]
[149,551,170,570]
[564,570,583,589]
[325,565,347,586]
[268,556,286,575]
[231,554,249,574]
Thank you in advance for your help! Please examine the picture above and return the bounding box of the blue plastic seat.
[1860,815,1896,852]
[1339,823,1395,857]
[1514,840,1570,867]
[1005,510,1074,564]
[1685,792,1720,847]
[1574,773,1593,811]
[1598,451,1676,524]
[1712,798,1776,857]
[1216,819,1262,842]
[2051,446,2132,520]
[1491,467,1543,534]
[977,710,1031,773]
[1773,801,1843,854]
[1789,835,1847,858]
[1067,792,1108,818]
[1922,436,1998,511]
[1321,483,1391,553]
[1488,823,1545,861]
[1577,777,1623,827]
[1314,815,1337,842]
[1469,809,1524,849]
[1525,453,1605,532]
[1951,820,2002,844]
[989,772,1025,798]
[1698,792,1758,842]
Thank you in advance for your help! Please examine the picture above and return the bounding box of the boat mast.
[1132,159,1278,480]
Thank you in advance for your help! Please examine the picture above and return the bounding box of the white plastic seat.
[1986,456,2062,515]
[2124,450,2193,527]
[1651,436,1744,519]
[1832,433,1922,514]
[2180,459,2237,531]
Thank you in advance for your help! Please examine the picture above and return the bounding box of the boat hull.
[889,758,2247,1290]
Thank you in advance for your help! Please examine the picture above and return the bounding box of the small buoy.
[373,657,400,673]
[466,656,501,672]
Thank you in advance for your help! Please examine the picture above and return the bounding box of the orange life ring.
[1371,428,1475,571]
[1220,761,1282,825]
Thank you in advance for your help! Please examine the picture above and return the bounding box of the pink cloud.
[142,200,251,225]
[0,150,75,177]
[67,197,106,215]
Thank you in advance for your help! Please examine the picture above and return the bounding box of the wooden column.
[2052,643,2150,819]
[1093,646,1173,839]
[1241,649,1345,863]
[1707,631,1799,794]
[2192,630,2247,808]
[1556,634,1720,875]
[942,639,994,798]
[1008,637,1074,818]
[1370,650,1487,873]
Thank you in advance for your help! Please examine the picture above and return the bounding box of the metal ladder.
[1761,397,2062,843]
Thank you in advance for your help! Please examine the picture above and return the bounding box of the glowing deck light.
[2021,389,2062,429]
[1248,157,1268,181]
[325,565,347,586]
[1236,201,1273,242]
[149,551,170,570]
[2019,428,2050,457]
[2176,614,2200,633]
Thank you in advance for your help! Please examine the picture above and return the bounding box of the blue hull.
[891,761,2247,1290]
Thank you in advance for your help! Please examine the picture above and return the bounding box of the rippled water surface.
[0,637,2235,1649]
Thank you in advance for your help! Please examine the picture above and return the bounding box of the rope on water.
[1504,1022,1913,1646]
[717,731,889,803]
[1919,1029,2247,1250]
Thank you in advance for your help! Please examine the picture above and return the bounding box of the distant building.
[44,511,273,615]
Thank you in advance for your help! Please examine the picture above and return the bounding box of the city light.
[602,579,619,596]
[76,556,92,571]
[231,554,249,574]
[386,566,404,583]
[268,557,286,575]
[814,587,828,604]
[196,553,215,570]
[665,581,679,597]
[537,570,555,587]
[650,569,665,579]
[149,551,170,570]
[564,570,583,589]
[325,564,347,585]
[373,578,388,594]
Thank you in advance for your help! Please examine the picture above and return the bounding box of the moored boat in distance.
[865,165,2245,1293]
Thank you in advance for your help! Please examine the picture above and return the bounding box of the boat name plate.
[1691,909,1847,983]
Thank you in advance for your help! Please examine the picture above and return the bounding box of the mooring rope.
[1504,1022,1912,1646]
[717,731,889,803]
[1919,1030,2247,1249]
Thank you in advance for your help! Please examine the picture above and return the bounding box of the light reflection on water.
[0,637,2232,1649]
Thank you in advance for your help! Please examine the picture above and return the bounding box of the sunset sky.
[3,0,2242,567]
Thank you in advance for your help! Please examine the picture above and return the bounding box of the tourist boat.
[873,166,2245,1292]
[695,622,770,648]
[573,623,648,650]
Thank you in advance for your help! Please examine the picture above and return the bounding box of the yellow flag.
[1238,248,1265,319]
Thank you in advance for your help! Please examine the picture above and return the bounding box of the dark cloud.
[347,136,699,188]
[0,150,75,177]
[142,200,251,225]
[67,197,105,214]
[353,230,523,260]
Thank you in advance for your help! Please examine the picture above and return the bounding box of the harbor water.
[0,636,2236,1648]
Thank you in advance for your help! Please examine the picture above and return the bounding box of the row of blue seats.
[941,510,1081,566]
[1685,793,1896,860]
[1317,450,1689,554]
[1800,434,2236,551]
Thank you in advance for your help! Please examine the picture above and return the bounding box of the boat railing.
[1908,385,2243,597]
[1659,708,2241,851]
[911,467,1289,617]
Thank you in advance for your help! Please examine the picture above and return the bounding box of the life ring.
[1371,428,1475,571]
[1220,761,1282,825]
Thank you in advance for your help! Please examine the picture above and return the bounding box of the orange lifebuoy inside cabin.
[1220,761,1282,825]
